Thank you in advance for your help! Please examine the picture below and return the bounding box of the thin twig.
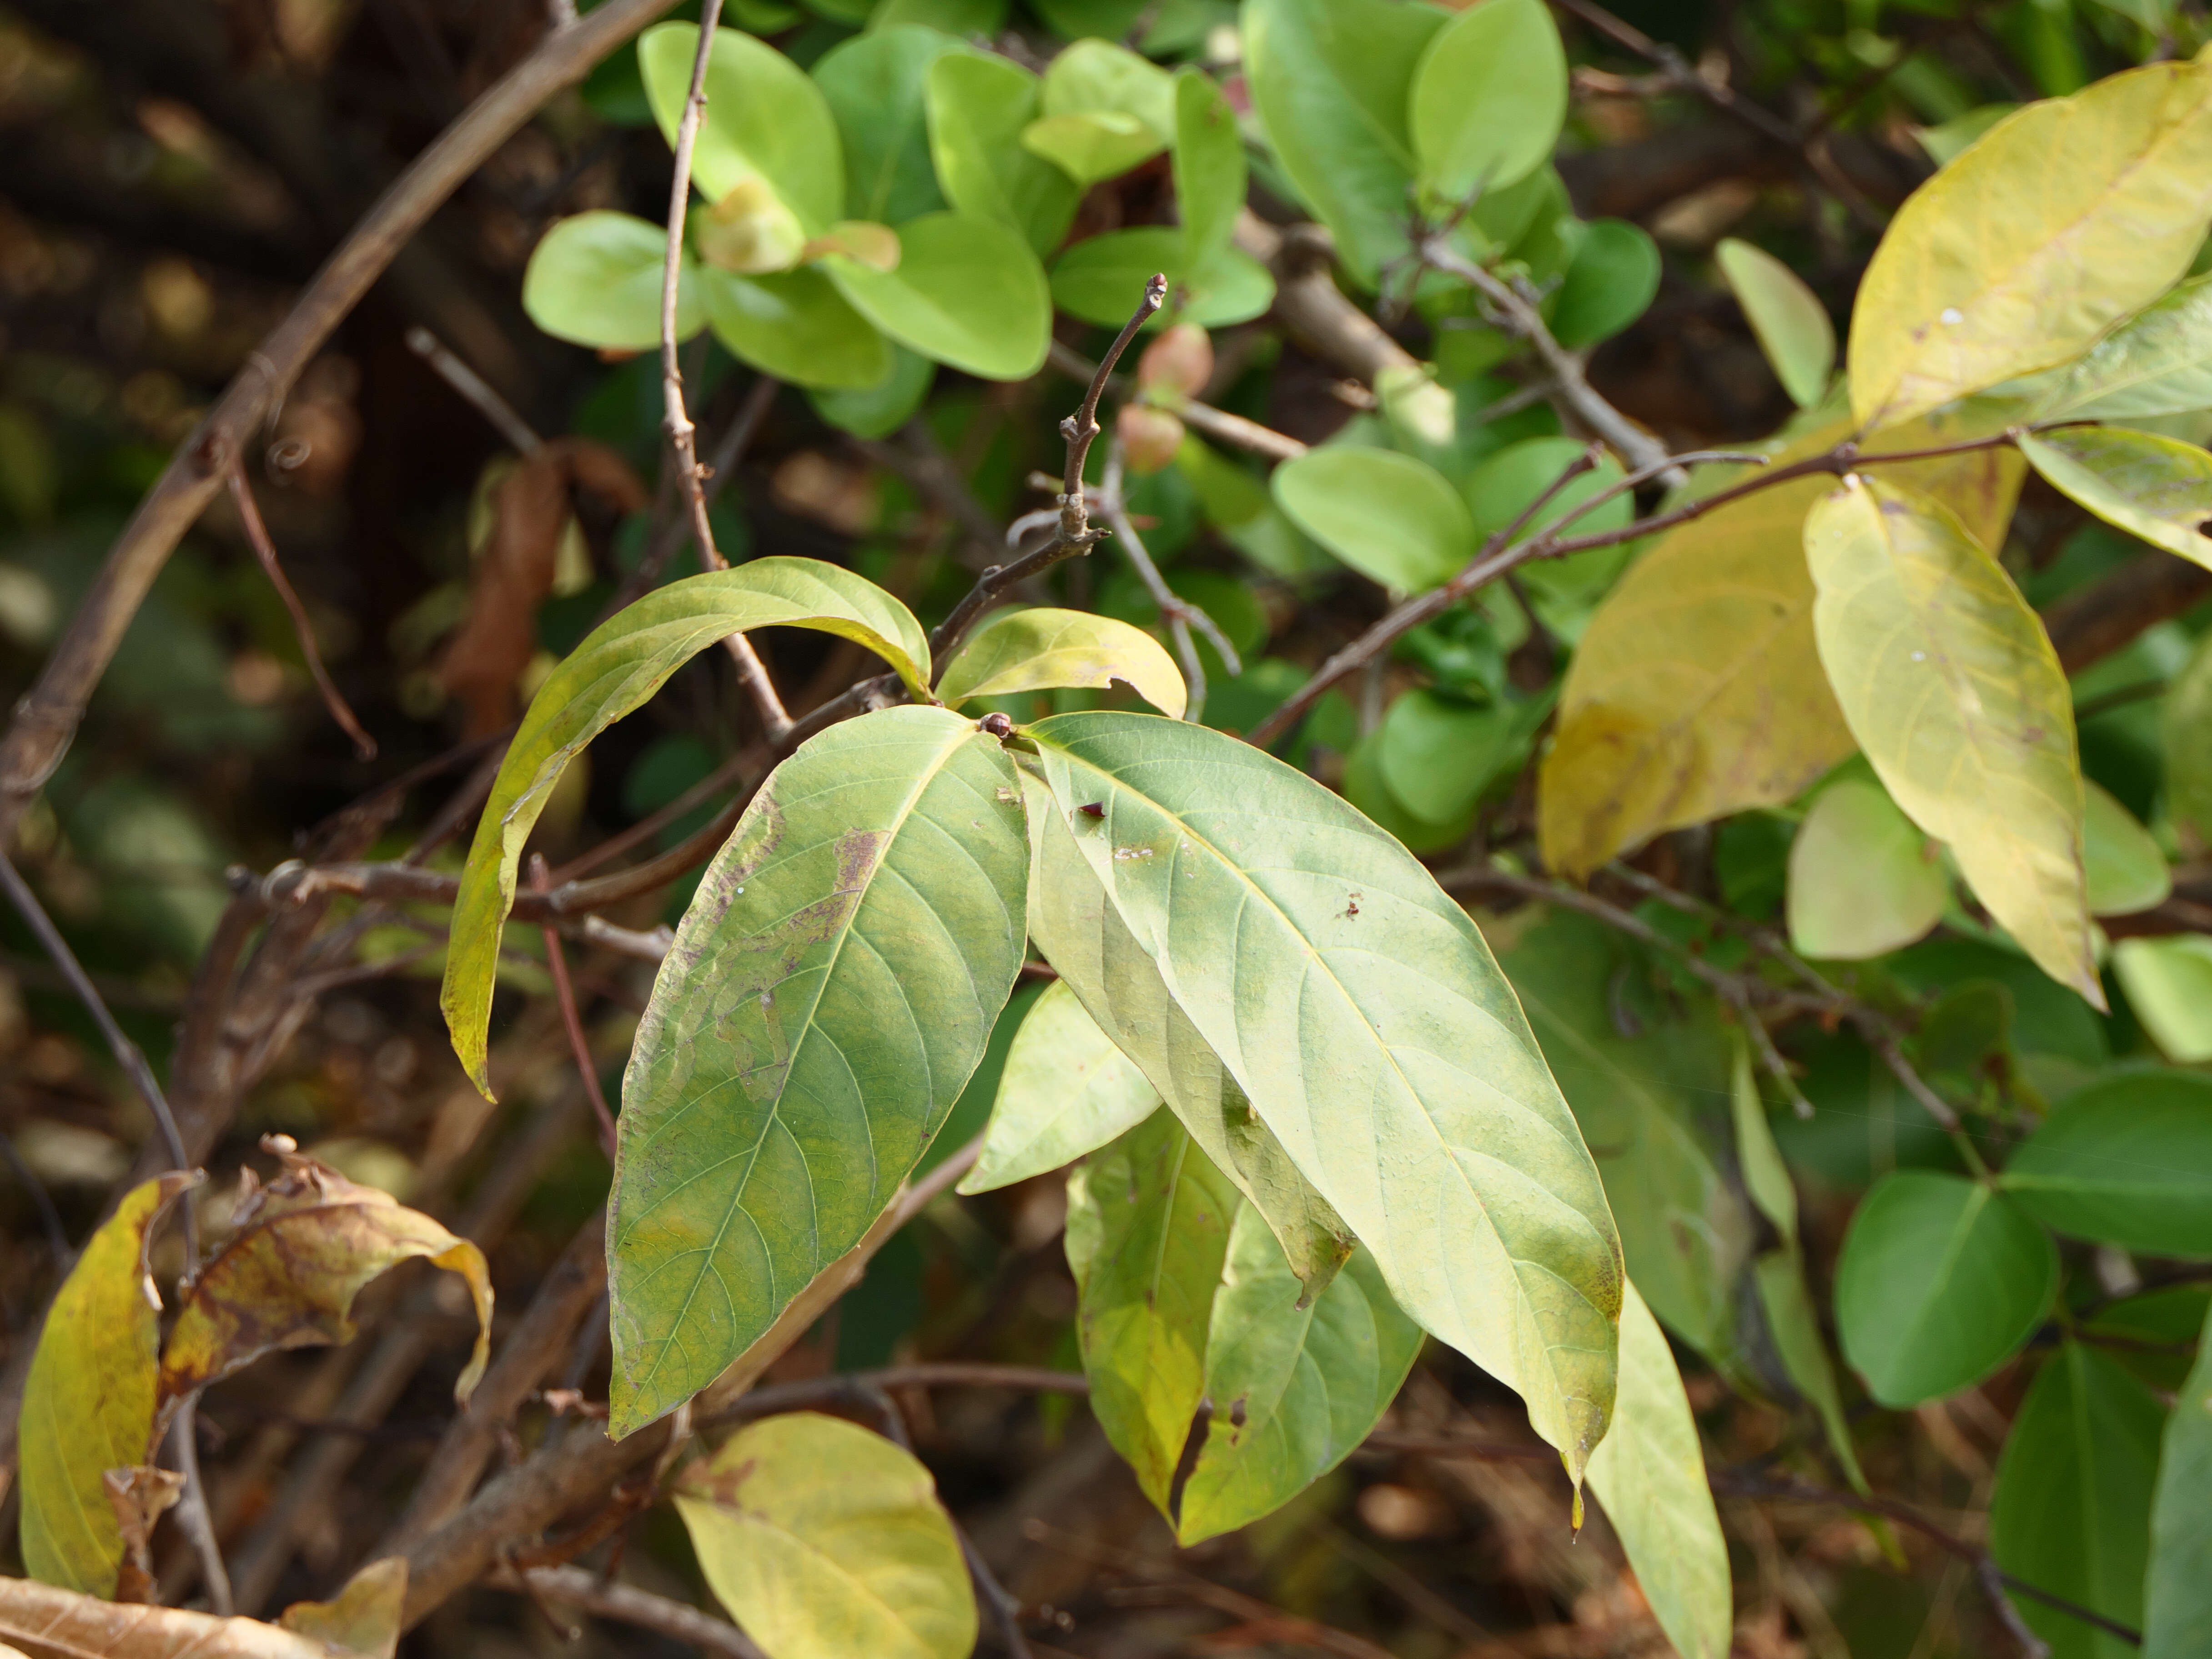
[225,464,377,761]
[404,327,543,454]
[1043,340,1307,463]
[626,375,779,599]
[530,854,618,1159]
[492,1563,765,1657]
[1099,440,1237,722]
[166,1400,234,1615]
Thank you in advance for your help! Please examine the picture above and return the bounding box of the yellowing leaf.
[1785,777,1949,960]
[2020,425,2212,570]
[1803,477,2100,1005]
[674,1413,976,1659]
[159,1149,492,1407]
[276,1559,407,1659]
[0,1575,359,1658]
[1850,61,2212,432]
[935,607,1187,717]
[2030,272,2212,420]
[1716,237,1835,410]
[19,1172,199,1598]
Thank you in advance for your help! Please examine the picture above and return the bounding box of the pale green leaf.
[1585,1283,1733,1659]
[958,979,1161,1193]
[1754,1249,1868,1491]
[827,211,1053,380]
[523,212,705,352]
[2001,1070,2212,1256]
[1408,0,1567,202]
[1835,1170,2058,1406]
[2166,627,2212,849]
[809,345,936,439]
[1991,1343,2164,1659]
[1051,227,1274,330]
[1785,777,1948,960]
[2031,273,2212,420]
[608,707,1027,1434]
[675,1412,976,1659]
[1914,103,2017,166]
[1272,447,1473,592]
[2114,935,2212,1061]
[640,24,843,230]
[925,53,1080,255]
[2020,425,2212,570]
[813,26,959,226]
[1804,476,2100,1005]
[936,606,1188,717]
[701,265,892,390]
[1026,713,1624,1483]
[1020,111,1164,187]
[1548,220,1660,351]
[440,560,933,1097]
[1729,1034,1796,1245]
[19,1172,198,1596]
[2144,1298,2212,1659]
[1040,38,1176,142]
[2083,778,2172,915]
[1716,236,1835,409]
[276,1558,407,1659]
[1173,68,1244,274]
[1850,61,2212,431]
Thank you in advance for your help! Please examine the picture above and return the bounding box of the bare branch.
[492,1564,766,1657]
[405,327,544,454]
[530,853,618,1160]
[1099,440,1234,722]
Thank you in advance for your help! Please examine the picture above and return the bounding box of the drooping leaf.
[2083,778,2172,915]
[160,1149,493,1405]
[18,1171,199,1597]
[608,707,1028,1435]
[958,979,1161,1193]
[522,213,706,352]
[1716,236,1836,409]
[1051,227,1275,330]
[2031,272,2212,420]
[1754,1249,1868,1489]
[674,1413,976,1659]
[2113,935,2212,1061]
[640,24,844,231]
[1585,1283,1733,1659]
[276,1559,407,1659]
[2020,425,2212,570]
[924,53,1080,255]
[1834,1170,2058,1406]
[1172,68,1244,274]
[2001,1070,2212,1256]
[2165,628,2212,848]
[1548,220,1661,350]
[1991,1342,2166,1659]
[1024,713,1624,1484]
[440,559,932,1095]
[826,211,1053,380]
[1243,0,1446,288]
[1804,475,2100,1004]
[1785,777,1949,960]
[2144,1297,2212,1659]
[0,1575,366,1658]
[1271,447,1472,592]
[813,26,960,226]
[935,607,1187,717]
[1377,689,1542,825]
[701,265,892,390]
[1407,0,1567,203]
[1849,61,2212,431]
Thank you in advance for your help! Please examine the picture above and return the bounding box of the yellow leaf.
[277,1558,407,1659]
[1850,60,2212,432]
[18,1171,200,1598]
[1538,408,2023,876]
[935,606,1188,717]
[1803,476,2101,1005]
[158,1147,492,1410]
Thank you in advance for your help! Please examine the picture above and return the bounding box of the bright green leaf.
[2145,1298,2212,1659]
[2031,273,2212,420]
[1172,68,1244,274]
[925,53,1080,255]
[959,979,1161,1193]
[1785,777,1948,960]
[813,26,960,226]
[1020,111,1164,187]
[640,24,843,231]
[440,559,933,1097]
[2084,777,2172,915]
[827,211,1053,380]
[1040,38,1176,143]
[1408,0,1567,203]
[608,707,1028,1434]
[523,212,705,352]
[936,607,1187,717]
[1272,447,1473,592]
[2020,425,2212,571]
[1377,689,1542,824]
[675,1412,977,1659]
[1051,227,1275,330]
[1835,1170,2058,1406]
[1716,236,1836,409]
[1549,220,1661,350]
[701,265,892,390]
[2002,1070,2212,1256]
[1340,728,1476,854]
[2114,935,2212,1061]
[1804,476,2100,1005]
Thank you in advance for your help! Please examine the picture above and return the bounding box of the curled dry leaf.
[101,1468,181,1605]
[0,1571,392,1659]
[437,437,647,737]
[157,1144,492,1413]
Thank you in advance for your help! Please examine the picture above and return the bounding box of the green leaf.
[1754,1249,1868,1490]
[1243,0,1445,288]
[1272,447,1473,592]
[1585,1283,1733,1659]
[1463,437,1633,642]
[1849,61,2212,432]
[936,607,1187,717]
[1040,37,1176,145]
[1991,1343,2165,1659]
[1785,777,1948,960]
[1835,1170,2058,1406]
[1340,729,1477,855]
[2084,778,2172,915]
[813,26,959,226]
[1716,237,1835,409]
[826,211,1053,380]
[2020,425,2212,571]
[19,1172,198,1596]
[640,24,843,231]
[808,345,936,438]
[440,559,932,1097]
[1408,0,1566,203]
[2167,627,2212,849]
[701,265,893,390]
[872,0,1005,31]
[1548,220,1660,350]
[2031,274,2212,420]
[1051,228,1275,330]
[2145,1297,2212,1659]
[2115,935,2212,1061]
[958,979,1160,1193]
[1804,476,2100,1005]
[924,53,1080,255]
[2001,1070,2212,1256]
[1915,103,2019,166]
[1172,69,1243,274]
[608,707,1028,1434]
[1377,689,1541,824]
[1729,1034,1796,1244]
[523,212,706,352]
[1020,111,1164,188]
[675,1412,976,1659]
[1025,712,1625,1483]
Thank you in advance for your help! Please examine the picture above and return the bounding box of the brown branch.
[405,326,544,455]
[1044,340,1308,463]
[1098,442,1235,722]
[530,854,618,1160]
[488,1564,766,1657]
